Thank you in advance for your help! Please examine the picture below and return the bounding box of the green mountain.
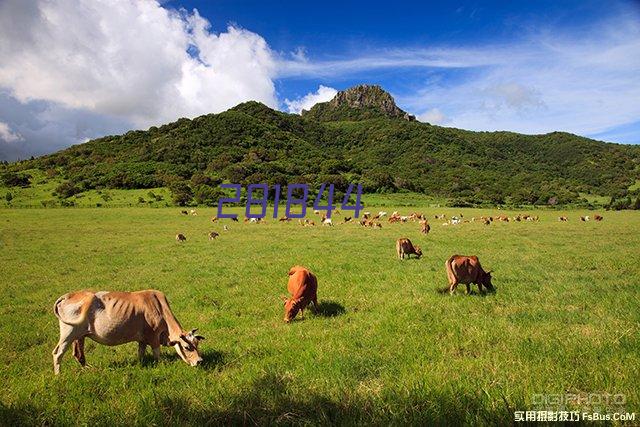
[3,84,640,207]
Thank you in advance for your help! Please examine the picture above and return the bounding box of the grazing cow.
[483,218,491,225]
[208,231,219,240]
[52,290,204,374]
[580,216,586,222]
[594,214,603,222]
[181,210,188,215]
[559,216,568,222]
[211,216,218,223]
[419,220,430,234]
[396,238,422,259]
[378,211,387,218]
[190,209,197,216]
[400,216,409,222]
[445,255,494,295]
[388,216,400,224]
[372,222,382,229]
[279,216,291,222]
[322,218,333,226]
[223,225,229,231]
[231,217,239,222]
[176,233,186,242]
[282,266,318,323]
[343,217,352,223]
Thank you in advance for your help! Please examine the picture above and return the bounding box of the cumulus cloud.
[0,121,23,143]
[284,85,338,114]
[0,0,277,129]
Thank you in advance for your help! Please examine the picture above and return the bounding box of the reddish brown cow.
[594,214,603,221]
[282,266,318,323]
[396,238,422,259]
[445,255,494,295]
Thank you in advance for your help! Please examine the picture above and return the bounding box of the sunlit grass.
[0,206,638,425]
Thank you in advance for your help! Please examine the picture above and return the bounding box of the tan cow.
[282,266,318,323]
[396,238,422,259]
[52,290,204,374]
[445,255,494,295]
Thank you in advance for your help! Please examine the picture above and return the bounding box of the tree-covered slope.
[2,85,639,207]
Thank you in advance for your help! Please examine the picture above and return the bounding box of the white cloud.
[284,85,338,114]
[0,0,278,128]
[0,121,23,143]
[417,108,446,124]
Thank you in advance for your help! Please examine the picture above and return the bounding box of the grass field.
[0,206,639,425]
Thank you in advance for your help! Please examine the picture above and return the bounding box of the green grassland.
[0,206,639,425]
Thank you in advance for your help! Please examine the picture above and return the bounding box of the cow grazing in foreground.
[396,238,422,259]
[282,266,318,323]
[208,231,219,240]
[445,255,494,295]
[52,290,204,374]
[176,233,186,242]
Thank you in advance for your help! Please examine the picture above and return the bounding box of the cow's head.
[414,245,423,258]
[282,296,302,323]
[170,329,205,366]
[481,271,495,292]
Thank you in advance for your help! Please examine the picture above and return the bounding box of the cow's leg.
[72,337,86,366]
[152,346,160,362]
[311,297,318,314]
[465,284,471,295]
[449,281,458,295]
[52,323,78,375]
[138,342,147,363]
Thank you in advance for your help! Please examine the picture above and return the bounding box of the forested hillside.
[2,85,639,208]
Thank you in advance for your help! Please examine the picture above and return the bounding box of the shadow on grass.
[436,286,497,297]
[1,372,517,425]
[314,300,346,317]
[108,349,226,370]
[149,372,516,425]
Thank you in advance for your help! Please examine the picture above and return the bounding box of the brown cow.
[208,231,219,240]
[282,266,318,323]
[52,290,204,374]
[594,214,603,221]
[559,216,568,222]
[445,255,494,295]
[176,233,186,242]
[396,238,423,259]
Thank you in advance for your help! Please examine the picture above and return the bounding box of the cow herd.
[51,208,601,374]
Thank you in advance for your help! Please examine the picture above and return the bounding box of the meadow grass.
[0,206,638,425]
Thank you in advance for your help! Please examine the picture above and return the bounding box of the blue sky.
[0,0,639,160]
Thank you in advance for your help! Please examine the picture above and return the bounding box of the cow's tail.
[53,294,92,326]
